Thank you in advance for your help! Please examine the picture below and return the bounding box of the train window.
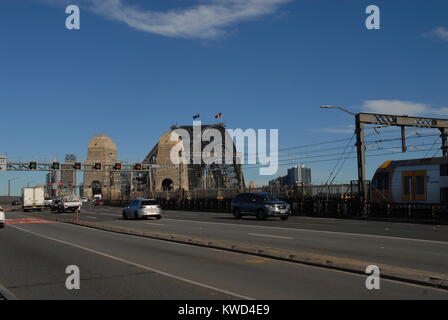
[415,175,425,195]
[373,172,389,190]
[403,176,412,196]
[440,164,448,176]
[441,188,448,204]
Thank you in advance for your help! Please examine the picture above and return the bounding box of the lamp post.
[8,178,19,197]
[320,105,367,215]
[320,105,356,116]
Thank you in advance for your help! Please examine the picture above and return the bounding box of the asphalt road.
[0,207,447,299]
[47,204,448,275]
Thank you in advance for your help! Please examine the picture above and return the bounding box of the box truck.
[22,186,45,211]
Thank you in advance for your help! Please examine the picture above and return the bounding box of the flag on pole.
[215,112,222,119]
[193,113,200,120]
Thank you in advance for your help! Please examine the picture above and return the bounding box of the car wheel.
[233,208,241,219]
[122,211,128,220]
[0,223,4,229]
[281,216,288,221]
[134,212,139,220]
[156,215,162,220]
[256,209,266,220]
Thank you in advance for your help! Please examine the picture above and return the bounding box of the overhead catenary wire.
[243,140,442,169]
[242,146,441,171]
[324,133,356,186]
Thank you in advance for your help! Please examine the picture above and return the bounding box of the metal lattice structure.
[355,113,448,210]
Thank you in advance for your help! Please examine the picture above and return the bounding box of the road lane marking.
[0,282,18,300]
[5,218,55,225]
[81,211,118,217]
[163,218,448,245]
[8,224,254,300]
[144,223,165,226]
[85,216,97,219]
[248,233,293,240]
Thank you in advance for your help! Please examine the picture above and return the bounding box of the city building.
[45,154,78,197]
[269,164,312,186]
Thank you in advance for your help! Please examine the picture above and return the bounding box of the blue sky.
[1,0,448,194]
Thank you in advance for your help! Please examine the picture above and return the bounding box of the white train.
[371,157,448,204]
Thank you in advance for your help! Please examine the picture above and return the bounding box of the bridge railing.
[146,183,355,201]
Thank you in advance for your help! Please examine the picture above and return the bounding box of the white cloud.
[425,26,448,42]
[47,0,291,39]
[363,100,448,117]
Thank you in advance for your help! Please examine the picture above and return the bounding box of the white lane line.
[248,233,293,240]
[83,212,118,217]
[173,213,198,217]
[0,282,18,300]
[144,223,165,226]
[85,216,97,219]
[163,218,448,245]
[8,224,253,300]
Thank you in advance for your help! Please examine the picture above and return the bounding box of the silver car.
[122,199,162,220]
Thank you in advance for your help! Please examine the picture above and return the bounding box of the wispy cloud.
[45,0,291,39]
[363,100,448,117]
[423,26,448,42]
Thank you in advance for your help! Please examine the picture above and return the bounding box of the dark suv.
[231,192,290,220]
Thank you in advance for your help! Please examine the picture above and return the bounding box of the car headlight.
[266,205,276,210]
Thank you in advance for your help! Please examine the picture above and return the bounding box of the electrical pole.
[440,128,448,157]
[355,114,367,215]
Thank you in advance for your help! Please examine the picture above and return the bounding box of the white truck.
[0,206,5,228]
[57,196,82,213]
[22,186,45,211]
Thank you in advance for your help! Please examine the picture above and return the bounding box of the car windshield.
[257,194,279,202]
[141,200,158,206]
[66,197,80,201]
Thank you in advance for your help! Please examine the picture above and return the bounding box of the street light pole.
[320,105,356,116]
[8,178,18,197]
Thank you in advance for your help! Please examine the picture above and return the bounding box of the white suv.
[0,206,5,228]
[123,199,162,220]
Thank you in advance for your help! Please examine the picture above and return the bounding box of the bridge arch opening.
[161,179,174,191]
[91,180,102,197]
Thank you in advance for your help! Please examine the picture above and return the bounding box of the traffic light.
[74,162,82,170]
[29,161,37,170]
[52,162,60,170]
[114,163,122,170]
[94,162,102,170]
[134,163,142,170]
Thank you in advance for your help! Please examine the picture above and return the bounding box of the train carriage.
[371,157,448,204]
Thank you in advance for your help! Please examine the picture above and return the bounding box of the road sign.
[0,155,6,171]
